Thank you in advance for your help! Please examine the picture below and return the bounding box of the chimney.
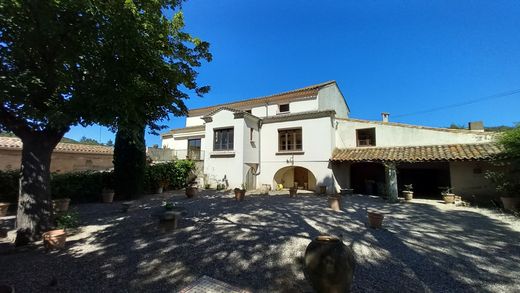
[468,121,484,132]
[381,112,390,123]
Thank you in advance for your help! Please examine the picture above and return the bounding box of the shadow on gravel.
[0,192,519,292]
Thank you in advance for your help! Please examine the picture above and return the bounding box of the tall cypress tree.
[113,124,146,200]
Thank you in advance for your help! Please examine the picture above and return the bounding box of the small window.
[278,128,302,151]
[188,138,201,160]
[250,128,254,141]
[245,109,252,114]
[213,128,234,151]
[356,128,376,147]
[279,104,290,113]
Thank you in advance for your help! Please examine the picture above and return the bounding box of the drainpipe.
[252,120,262,176]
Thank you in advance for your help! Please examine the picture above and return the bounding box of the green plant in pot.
[234,184,246,201]
[440,186,455,204]
[485,125,520,212]
[402,184,413,201]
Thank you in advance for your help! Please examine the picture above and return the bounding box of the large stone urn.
[304,235,355,293]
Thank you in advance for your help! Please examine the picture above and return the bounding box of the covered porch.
[331,142,503,201]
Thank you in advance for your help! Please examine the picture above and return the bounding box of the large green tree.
[0,0,210,245]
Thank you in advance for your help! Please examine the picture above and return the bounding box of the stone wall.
[0,149,113,173]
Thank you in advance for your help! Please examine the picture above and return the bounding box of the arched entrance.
[350,162,385,195]
[273,166,317,190]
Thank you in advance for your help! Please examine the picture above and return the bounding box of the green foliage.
[0,170,19,203]
[144,160,195,192]
[114,125,146,199]
[403,184,413,191]
[79,136,103,145]
[55,211,80,230]
[486,125,520,196]
[51,171,113,203]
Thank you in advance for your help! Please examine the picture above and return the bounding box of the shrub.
[55,210,80,229]
[0,169,19,203]
[486,125,520,197]
[51,171,114,203]
[144,160,195,192]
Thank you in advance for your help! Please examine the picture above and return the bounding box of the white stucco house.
[161,81,502,202]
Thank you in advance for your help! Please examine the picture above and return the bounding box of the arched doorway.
[273,166,317,190]
[350,162,385,195]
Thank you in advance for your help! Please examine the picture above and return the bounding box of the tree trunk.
[114,123,146,200]
[15,136,58,246]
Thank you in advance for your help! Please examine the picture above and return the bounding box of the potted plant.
[234,185,246,201]
[402,184,413,201]
[328,195,342,211]
[289,187,298,197]
[185,176,198,198]
[440,186,455,204]
[486,168,520,212]
[43,229,67,249]
[367,211,384,228]
[52,197,71,212]
[319,185,327,195]
[0,202,10,217]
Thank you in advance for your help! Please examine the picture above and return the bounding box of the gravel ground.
[1,191,519,293]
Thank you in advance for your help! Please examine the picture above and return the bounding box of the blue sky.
[67,0,520,146]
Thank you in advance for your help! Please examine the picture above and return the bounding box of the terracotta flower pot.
[328,196,342,211]
[52,198,71,212]
[402,191,413,201]
[304,235,355,293]
[234,189,245,201]
[186,187,198,198]
[102,190,114,203]
[501,196,520,212]
[42,229,66,249]
[367,211,384,229]
[289,187,298,197]
[0,202,10,217]
[443,193,455,204]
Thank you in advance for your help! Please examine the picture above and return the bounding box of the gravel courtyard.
[1,191,519,292]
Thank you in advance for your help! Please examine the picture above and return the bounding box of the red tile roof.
[0,137,113,155]
[188,81,337,117]
[331,143,503,162]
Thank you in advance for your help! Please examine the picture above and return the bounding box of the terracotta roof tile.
[188,81,336,117]
[331,143,503,162]
[0,137,113,154]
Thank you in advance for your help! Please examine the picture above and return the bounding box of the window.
[249,128,254,141]
[356,128,376,147]
[278,128,302,151]
[245,109,252,114]
[279,104,290,113]
[213,128,234,151]
[188,138,201,160]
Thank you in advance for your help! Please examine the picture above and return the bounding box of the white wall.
[186,116,204,126]
[450,161,498,202]
[318,84,349,118]
[256,116,336,193]
[336,119,495,148]
[203,110,246,189]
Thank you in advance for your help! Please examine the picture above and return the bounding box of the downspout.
[252,119,262,175]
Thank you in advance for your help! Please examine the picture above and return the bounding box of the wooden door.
[294,167,308,189]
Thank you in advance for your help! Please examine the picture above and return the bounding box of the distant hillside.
[1,132,82,144]
[448,124,513,132]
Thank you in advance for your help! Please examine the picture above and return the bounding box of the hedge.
[0,160,195,203]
